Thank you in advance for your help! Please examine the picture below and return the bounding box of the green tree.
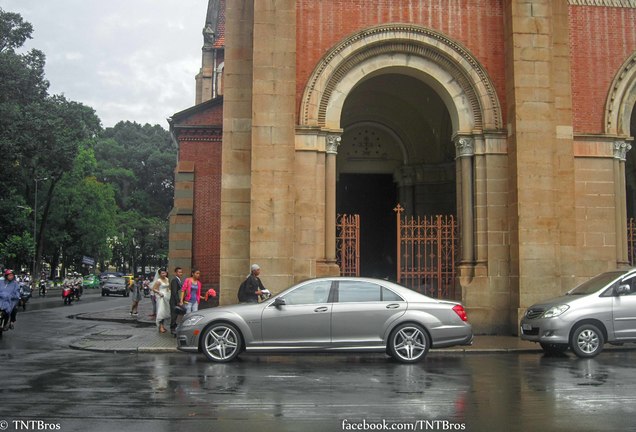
[44,145,116,274]
[95,122,175,273]
[0,8,101,275]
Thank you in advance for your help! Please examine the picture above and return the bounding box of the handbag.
[174,304,187,315]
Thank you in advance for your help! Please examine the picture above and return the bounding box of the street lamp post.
[33,177,48,278]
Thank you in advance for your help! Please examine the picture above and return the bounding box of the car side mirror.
[273,297,286,307]
[616,284,631,296]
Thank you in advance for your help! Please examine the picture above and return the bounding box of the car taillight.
[453,305,468,322]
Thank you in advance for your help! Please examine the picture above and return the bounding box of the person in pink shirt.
[180,269,203,313]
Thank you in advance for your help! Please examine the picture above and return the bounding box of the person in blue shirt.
[0,269,21,330]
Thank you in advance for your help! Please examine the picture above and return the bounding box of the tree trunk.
[35,178,60,277]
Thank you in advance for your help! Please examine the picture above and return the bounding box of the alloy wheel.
[203,324,241,362]
[389,324,429,363]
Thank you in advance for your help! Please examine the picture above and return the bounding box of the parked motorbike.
[62,284,74,305]
[19,283,32,311]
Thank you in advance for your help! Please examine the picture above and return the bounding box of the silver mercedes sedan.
[520,269,636,358]
[177,277,473,363]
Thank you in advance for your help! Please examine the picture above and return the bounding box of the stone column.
[250,0,297,290]
[325,134,341,262]
[456,137,475,265]
[615,140,632,265]
[396,166,415,217]
[168,161,195,278]
[219,0,254,305]
[504,0,575,329]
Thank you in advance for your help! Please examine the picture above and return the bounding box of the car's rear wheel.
[540,342,568,355]
[388,323,430,363]
[201,323,242,363]
[570,323,604,358]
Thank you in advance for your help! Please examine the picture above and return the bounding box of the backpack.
[237,277,250,302]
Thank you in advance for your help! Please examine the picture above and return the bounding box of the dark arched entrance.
[337,73,455,280]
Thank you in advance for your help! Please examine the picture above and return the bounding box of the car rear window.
[106,277,126,285]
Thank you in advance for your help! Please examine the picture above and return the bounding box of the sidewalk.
[69,301,635,355]
[70,296,180,353]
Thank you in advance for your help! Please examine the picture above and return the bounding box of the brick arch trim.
[605,51,636,137]
[300,24,503,133]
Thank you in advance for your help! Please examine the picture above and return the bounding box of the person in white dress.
[151,268,171,333]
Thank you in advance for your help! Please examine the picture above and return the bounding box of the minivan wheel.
[388,323,430,363]
[201,323,242,363]
[570,324,604,358]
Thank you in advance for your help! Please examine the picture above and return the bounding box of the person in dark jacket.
[0,269,21,330]
[169,267,184,335]
[238,264,266,303]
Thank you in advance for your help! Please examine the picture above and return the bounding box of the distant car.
[83,274,100,289]
[99,271,124,281]
[177,277,473,363]
[101,277,129,297]
[520,269,636,358]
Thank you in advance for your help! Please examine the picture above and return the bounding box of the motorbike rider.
[0,269,21,330]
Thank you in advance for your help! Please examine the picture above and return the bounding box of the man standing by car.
[169,267,184,335]
[238,264,266,303]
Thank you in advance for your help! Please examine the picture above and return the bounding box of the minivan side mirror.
[616,284,631,296]
[273,297,286,307]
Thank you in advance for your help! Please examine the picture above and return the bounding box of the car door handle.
[386,304,401,309]
[314,306,329,313]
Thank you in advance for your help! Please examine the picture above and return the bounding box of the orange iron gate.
[394,204,458,299]
[336,214,360,277]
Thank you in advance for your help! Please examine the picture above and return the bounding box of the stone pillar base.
[316,260,340,277]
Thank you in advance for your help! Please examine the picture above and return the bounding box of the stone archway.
[298,24,505,279]
[605,51,636,264]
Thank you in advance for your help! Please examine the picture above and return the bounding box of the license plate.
[522,323,532,331]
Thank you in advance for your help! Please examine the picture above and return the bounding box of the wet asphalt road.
[1,294,636,432]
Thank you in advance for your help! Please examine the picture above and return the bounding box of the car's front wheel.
[201,323,242,363]
[388,323,430,363]
[570,323,604,358]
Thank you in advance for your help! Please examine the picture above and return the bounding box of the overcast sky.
[2,0,208,129]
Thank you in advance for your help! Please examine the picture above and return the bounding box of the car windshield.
[567,271,627,295]
[107,277,126,285]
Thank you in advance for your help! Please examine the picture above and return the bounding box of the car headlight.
[181,315,204,327]
[542,305,569,318]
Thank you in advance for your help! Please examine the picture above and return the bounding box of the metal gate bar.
[336,213,360,277]
[394,204,458,299]
[629,218,636,266]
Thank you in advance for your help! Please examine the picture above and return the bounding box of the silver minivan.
[520,269,636,357]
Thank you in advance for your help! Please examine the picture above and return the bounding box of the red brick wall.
[296,0,506,124]
[174,102,224,294]
[178,137,221,293]
[570,6,636,134]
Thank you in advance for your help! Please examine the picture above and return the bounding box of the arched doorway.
[336,73,455,279]
[299,24,504,297]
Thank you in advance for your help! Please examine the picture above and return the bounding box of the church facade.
[169,0,636,333]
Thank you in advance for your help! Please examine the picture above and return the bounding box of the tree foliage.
[0,9,176,276]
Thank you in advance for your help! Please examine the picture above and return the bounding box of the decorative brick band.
[568,0,636,7]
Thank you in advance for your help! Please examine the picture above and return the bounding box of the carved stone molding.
[301,24,503,132]
[614,140,632,160]
[455,137,475,158]
[568,0,636,7]
[605,52,636,135]
[326,134,342,154]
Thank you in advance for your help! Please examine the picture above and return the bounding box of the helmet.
[3,269,14,277]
